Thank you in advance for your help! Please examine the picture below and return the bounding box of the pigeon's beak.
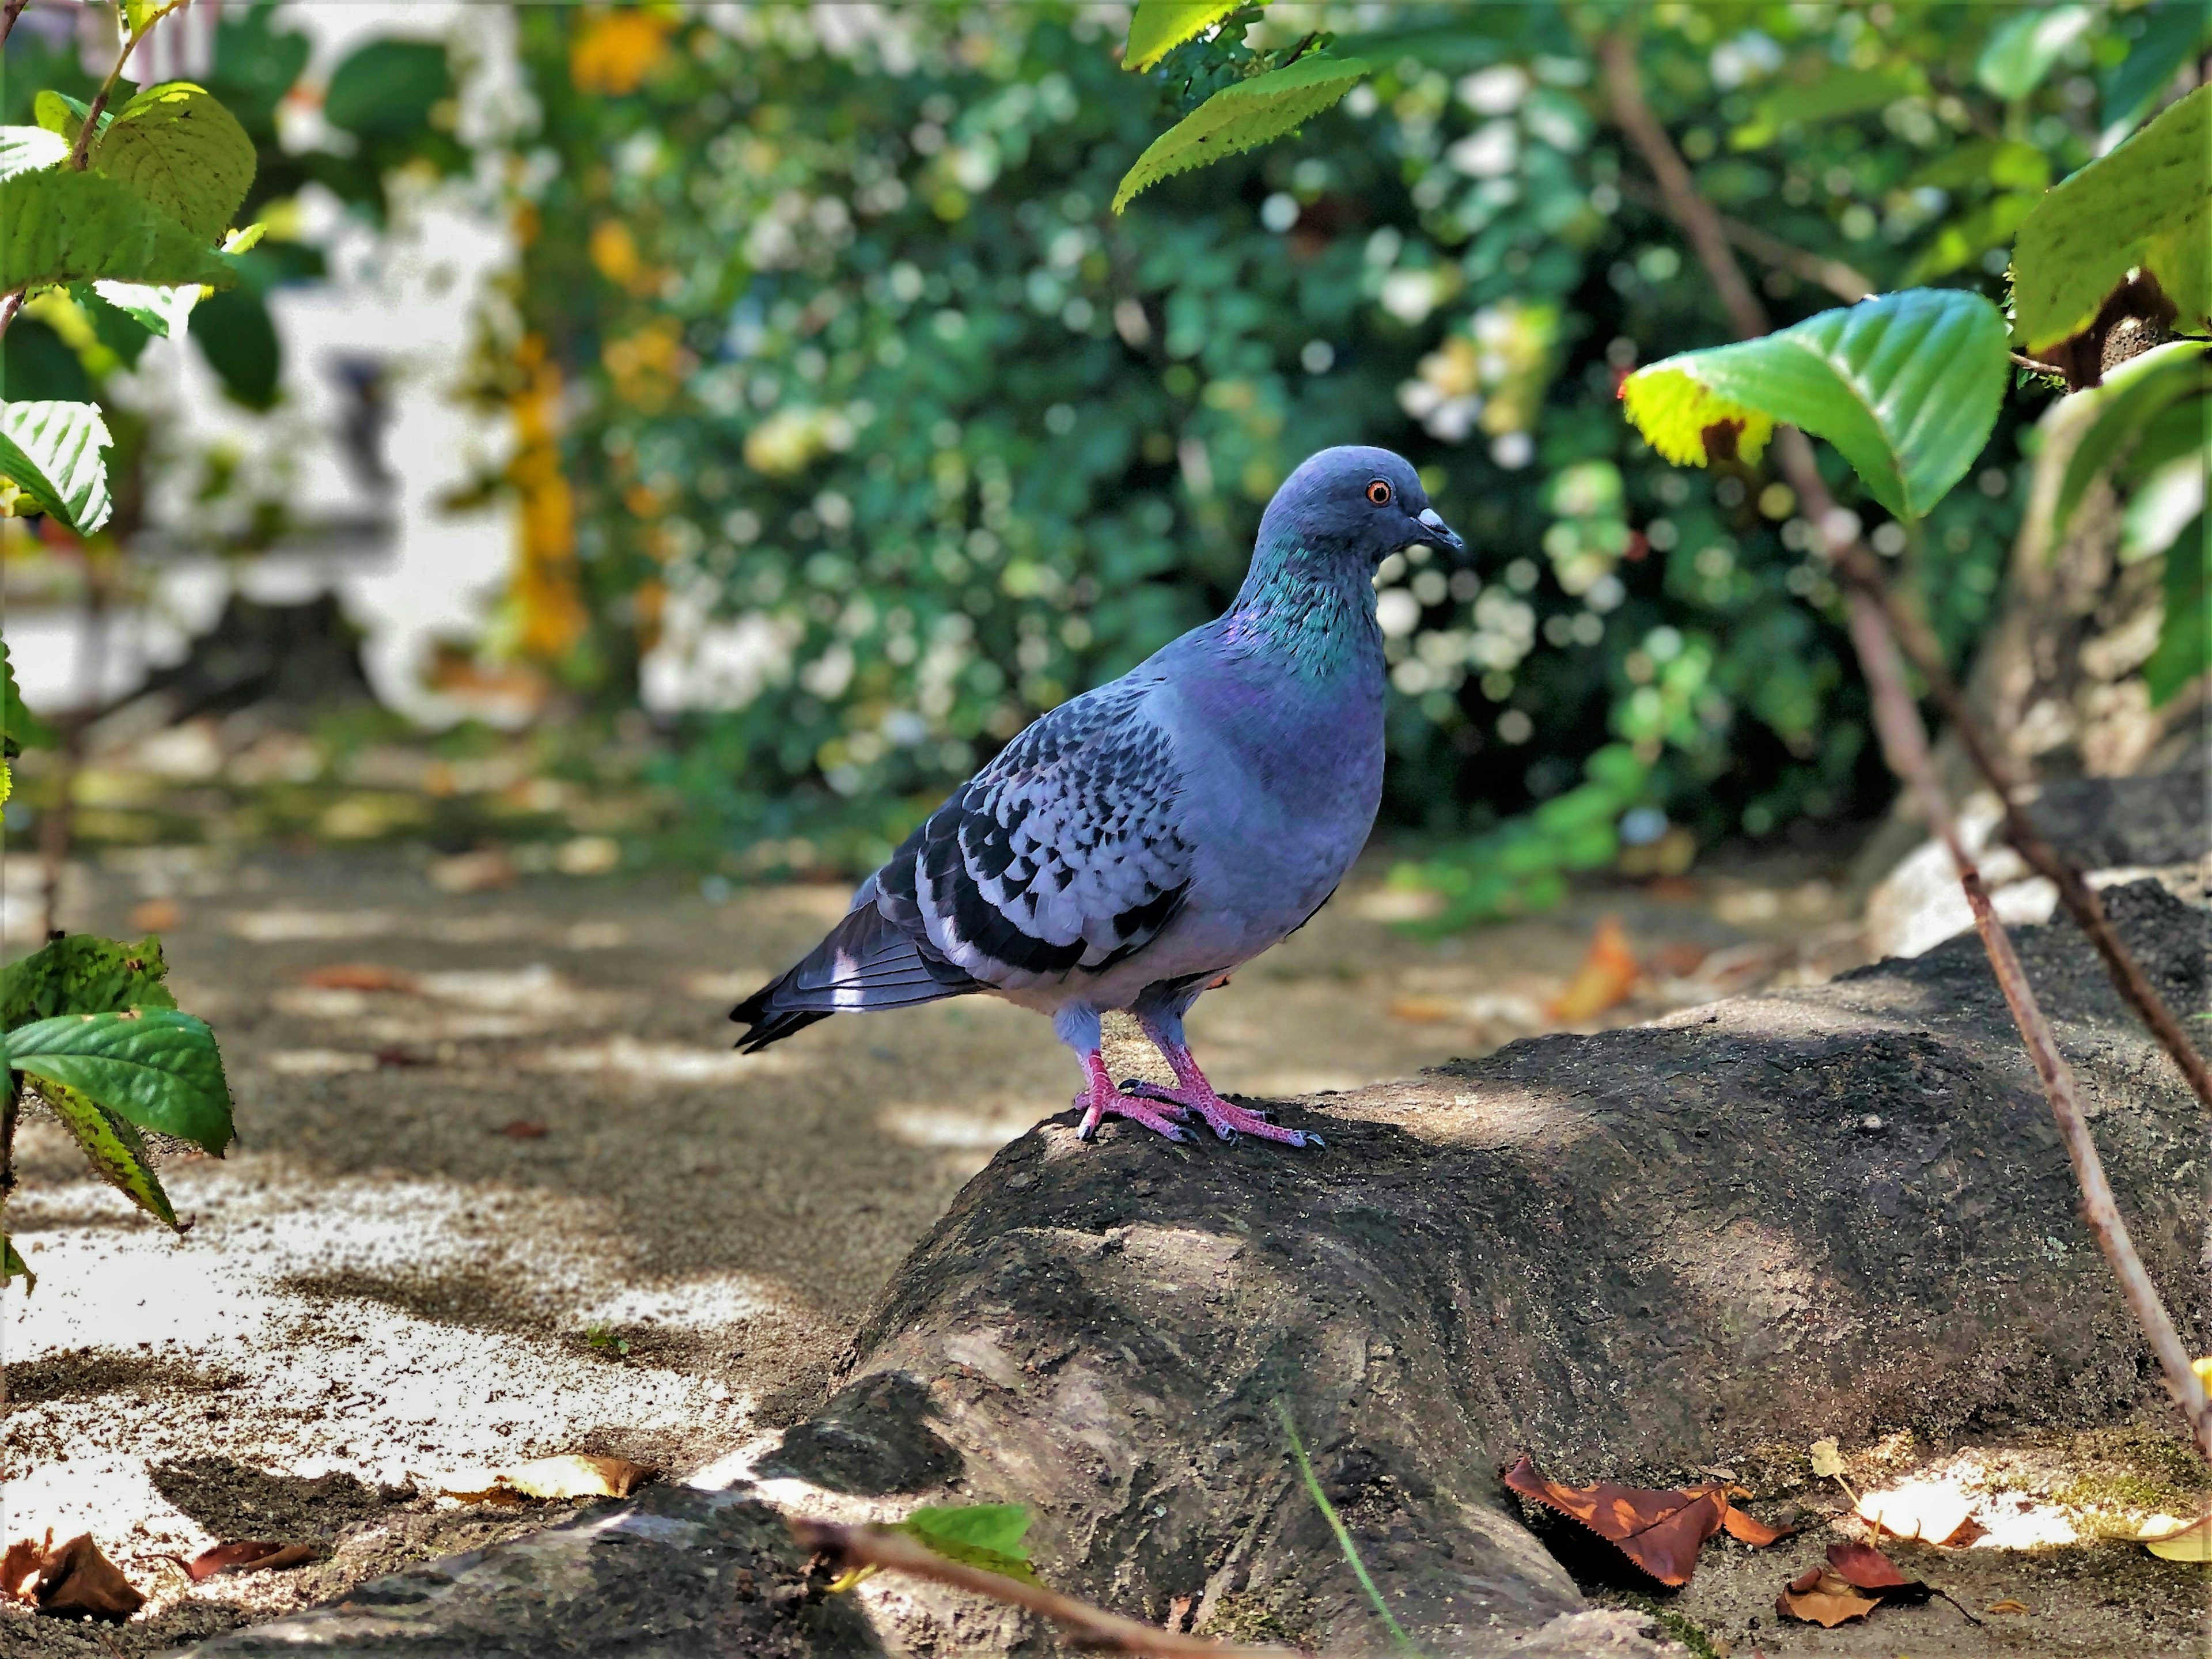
[1414,506,1465,559]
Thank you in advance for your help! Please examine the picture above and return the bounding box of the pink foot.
[1073,1050,1188,1143]
[1120,1043,1323,1149]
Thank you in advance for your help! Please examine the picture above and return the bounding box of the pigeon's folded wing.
[881,680,1194,990]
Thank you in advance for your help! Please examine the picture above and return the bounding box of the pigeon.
[732,446,1463,1147]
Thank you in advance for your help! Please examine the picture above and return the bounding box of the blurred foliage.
[488,3,2178,891]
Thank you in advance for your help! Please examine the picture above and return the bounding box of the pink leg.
[1120,1037,1323,1149]
[1074,1049,1188,1143]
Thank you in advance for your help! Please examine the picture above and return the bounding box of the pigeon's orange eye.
[1366,480,1393,505]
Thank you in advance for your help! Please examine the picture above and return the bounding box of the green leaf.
[2144,511,2207,706]
[0,123,71,179]
[2,639,56,756]
[1124,1,1251,73]
[30,92,103,147]
[1,932,179,1027]
[2102,2,2212,143]
[90,278,197,338]
[6,1008,234,1154]
[2052,341,2212,538]
[71,283,156,365]
[1113,53,1369,213]
[2,1232,32,1294]
[893,1504,1036,1584]
[324,39,452,138]
[39,1077,180,1229]
[123,0,169,37]
[0,400,113,534]
[91,81,257,244]
[1621,289,2010,521]
[1,164,238,292]
[194,282,280,408]
[2011,86,2211,354]
[1976,5,2096,101]
[1901,191,2039,283]
[1743,65,1921,142]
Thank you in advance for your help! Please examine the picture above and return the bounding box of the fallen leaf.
[1721,1505,1793,1546]
[1546,916,1638,1021]
[1777,1566,1879,1627]
[128,899,182,933]
[1502,1453,1730,1586]
[498,1119,549,1139]
[299,963,420,993]
[2140,1513,2212,1562]
[442,1455,658,1503]
[1824,1539,1912,1590]
[1986,1599,2031,1614]
[1807,1437,1847,1478]
[33,1534,145,1620]
[2,1533,50,1603]
[1856,1478,1979,1544]
[1388,996,1460,1024]
[183,1541,315,1581]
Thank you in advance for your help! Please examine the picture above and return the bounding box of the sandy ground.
[2,840,2202,1654]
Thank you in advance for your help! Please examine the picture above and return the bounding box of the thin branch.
[2010,350,2069,377]
[789,1518,1304,1658]
[1,0,31,50]
[0,291,23,345]
[1603,26,2212,1464]
[65,0,194,173]
[1616,178,1874,303]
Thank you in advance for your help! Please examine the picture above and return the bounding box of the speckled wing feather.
[731,680,1194,1051]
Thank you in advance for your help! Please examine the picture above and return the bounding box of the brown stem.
[1,0,31,49]
[0,291,24,344]
[1847,591,2212,1460]
[1604,28,2212,1462]
[1615,178,1873,302]
[789,1519,1305,1657]
[64,0,194,173]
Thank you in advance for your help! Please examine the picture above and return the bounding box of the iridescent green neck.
[1219,538,1379,676]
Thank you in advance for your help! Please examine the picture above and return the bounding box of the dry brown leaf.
[1856,1479,1978,1544]
[1721,1505,1792,1546]
[1778,1569,1879,1628]
[1387,996,1460,1024]
[183,1541,315,1581]
[1546,916,1638,1021]
[300,963,421,993]
[1824,1539,1912,1590]
[2,1533,50,1603]
[33,1534,145,1620]
[1502,1453,1728,1586]
[1986,1599,2031,1614]
[2141,1513,2212,1562]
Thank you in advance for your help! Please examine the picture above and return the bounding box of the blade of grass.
[1274,1400,1419,1654]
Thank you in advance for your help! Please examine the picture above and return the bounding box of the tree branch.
[1616,178,1874,303]
[789,1518,1304,1658]
[1,0,32,50]
[1602,26,2212,1463]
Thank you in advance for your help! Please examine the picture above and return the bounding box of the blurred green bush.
[496,2,2176,893]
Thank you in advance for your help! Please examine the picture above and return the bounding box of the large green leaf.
[2051,341,2211,538]
[894,1504,1036,1584]
[2144,511,2207,706]
[2102,2,2212,142]
[1113,54,1369,213]
[91,81,257,244]
[40,1077,180,1229]
[1620,289,2010,521]
[1,933,179,1027]
[1,164,238,292]
[30,93,105,148]
[2012,85,2211,354]
[1124,1,1250,73]
[0,400,113,534]
[0,124,70,179]
[1975,5,2096,100]
[6,1009,233,1154]
[193,282,280,408]
[324,39,451,138]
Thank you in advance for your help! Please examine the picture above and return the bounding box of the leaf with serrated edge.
[2,165,237,292]
[1113,54,1369,213]
[0,124,69,179]
[1620,289,2008,520]
[1124,1,1251,73]
[896,1503,1037,1583]
[39,1078,179,1229]
[0,402,113,535]
[7,1009,233,1153]
[2012,86,2211,353]
[1619,370,1775,468]
[91,279,197,339]
[2,1233,32,1293]
[92,82,256,244]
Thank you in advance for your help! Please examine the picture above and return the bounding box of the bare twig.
[0,291,22,344]
[1,0,31,49]
[1616,178,1874,303]
[790,1518,1304,1657]
[1603,28,2212,1463]
[2009,350,2069,377]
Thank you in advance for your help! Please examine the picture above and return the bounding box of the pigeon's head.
[1261,445,1465,569]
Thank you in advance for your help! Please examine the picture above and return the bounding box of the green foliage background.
[467,5,2198,879]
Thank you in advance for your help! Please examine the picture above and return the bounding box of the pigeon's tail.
[730,899,978,1054]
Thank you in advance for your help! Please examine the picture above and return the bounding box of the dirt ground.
[2,838,2205,1655]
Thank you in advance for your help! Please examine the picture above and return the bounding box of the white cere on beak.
[1418,507,1448,532]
